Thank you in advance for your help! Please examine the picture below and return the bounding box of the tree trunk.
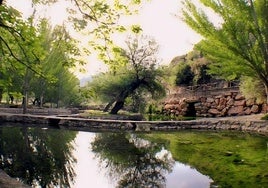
[103,101,113,112]
[39,79,45,107]
[22,68,30,114]
[110,101,125,114]
[22,93,28,114]
[40,95,44,107]
[0,89,3,103]
[265,84,268,107]
[109,79,146,114]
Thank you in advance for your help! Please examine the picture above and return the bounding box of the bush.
[261,114,268,120]
[240,76,266,104]
[175,64,194,86]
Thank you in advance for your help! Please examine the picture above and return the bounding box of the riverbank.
[0,112,267,186]
[0,112,267,135]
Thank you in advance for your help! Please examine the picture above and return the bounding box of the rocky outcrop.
[163,87,267,117]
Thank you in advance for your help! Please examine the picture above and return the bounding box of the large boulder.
[227,106,244,116]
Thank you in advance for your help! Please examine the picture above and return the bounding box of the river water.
[0,125,267,188]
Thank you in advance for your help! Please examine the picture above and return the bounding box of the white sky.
[6,0,202,79]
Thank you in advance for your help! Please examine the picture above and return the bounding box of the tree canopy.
[86,35,166,114]
[181,0,268,101]
[0,0,149,110]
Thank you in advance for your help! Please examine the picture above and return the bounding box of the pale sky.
[6,0,202,79]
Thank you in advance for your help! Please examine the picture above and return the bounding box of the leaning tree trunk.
[110,100,125,114]
[103,99,116,112]
[110,89,128,114]
[109,79,146,114]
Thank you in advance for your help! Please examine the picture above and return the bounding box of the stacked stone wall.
[163,88,267,117]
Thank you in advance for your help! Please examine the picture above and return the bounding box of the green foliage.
[260,113,268,120]
[0,12,82,107]
[1,0,150,108]
[182,0,268,99]
[175,63,194,86]
[29,19,83,107]
[131,25,143,33]
[67,0,145,68]
[87,69,133,103]
[164,50,212,88]
[239,76,266,104]
[85,35,165,114]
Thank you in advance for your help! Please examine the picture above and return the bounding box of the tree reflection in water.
[91,133,175,188]
[0,127,77,187]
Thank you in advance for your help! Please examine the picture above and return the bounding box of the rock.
[244,107,251,115]
[164,104,174,110]
[208,108,221,115]
[200,97,206,103]
[219,97,227,106]
[215,98,220,105]
[225,92,233,96]
[169,98,180,104]
[180,101,188,109]
[231,91,239,97]
[220,107,228,116]
[217,104,226,111]
[206,97,214,103]
[215,95,223,99]
[227,98,235,106]
[235,94,245,100]
[246,98,255,106]
[261,104,268,113]
[234,100,246,106]
[227,106,244,116]
[251,105,259,113]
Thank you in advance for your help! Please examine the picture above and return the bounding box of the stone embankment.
[163,86,267,117]
[0,107,79,115]
[0,113,267,135]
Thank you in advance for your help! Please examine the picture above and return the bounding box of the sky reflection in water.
[72,132,212,188]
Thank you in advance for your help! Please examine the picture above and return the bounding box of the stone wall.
[163,87,267,117]
[0,113,267,135]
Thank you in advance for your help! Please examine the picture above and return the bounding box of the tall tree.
[30,19,83,107]
[87,35,166,114]
[109,36,166,114]
[181,0,268,102]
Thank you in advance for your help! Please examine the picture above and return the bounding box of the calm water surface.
[0,125,267,188]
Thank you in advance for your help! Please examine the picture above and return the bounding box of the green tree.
[30,19,83,107]
[27,0,145,69]
[182,0,268,101]
[0,5,41,107]
[87,35,166,114]
[175,63,194,86]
